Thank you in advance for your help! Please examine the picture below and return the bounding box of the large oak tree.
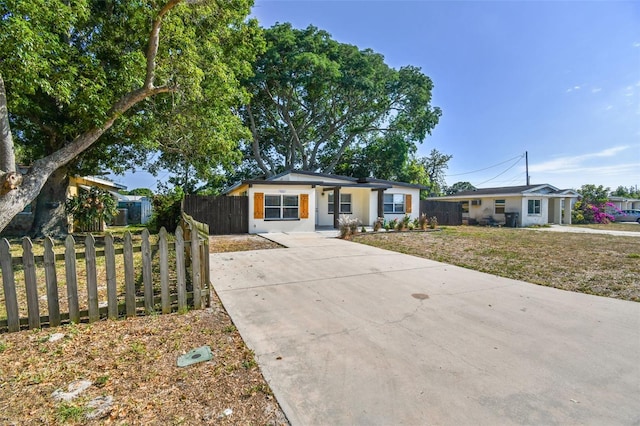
[0,0,260,235]
[239,23,441,178]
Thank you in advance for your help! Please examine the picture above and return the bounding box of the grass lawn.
[352,226,640,302]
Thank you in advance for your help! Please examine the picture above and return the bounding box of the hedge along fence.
[0,215,210,333]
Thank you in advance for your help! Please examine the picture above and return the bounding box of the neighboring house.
[72,177,153,225]
[69,175,127,198]
[114,195,153,225]
[2,174,129,236]
[607,196,640,212]
[225,170,424,233]
[428,184,579,227]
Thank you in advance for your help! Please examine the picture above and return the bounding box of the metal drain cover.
[177,345,213,367]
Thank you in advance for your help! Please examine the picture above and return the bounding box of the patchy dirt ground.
[0,236,288,425]
[209,234,282,253]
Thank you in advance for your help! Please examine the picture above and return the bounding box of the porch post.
[377,189,384,220]
[552,198,562,224]
[563,197,573,225]
[333,187,340,229]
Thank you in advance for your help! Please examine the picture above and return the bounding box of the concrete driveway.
[210,232,640,425]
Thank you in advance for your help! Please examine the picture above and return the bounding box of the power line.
[472,155,524,187]
[446,154,524,177]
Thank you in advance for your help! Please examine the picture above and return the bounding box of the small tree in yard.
[65,187,118,232]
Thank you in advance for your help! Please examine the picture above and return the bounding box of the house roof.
[224,170,427,194]
[430,184,579,200]
[77,175,127,191]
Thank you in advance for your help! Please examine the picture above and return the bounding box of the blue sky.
[113,0,640,192]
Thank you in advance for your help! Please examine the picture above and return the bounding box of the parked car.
[612,209,640,223]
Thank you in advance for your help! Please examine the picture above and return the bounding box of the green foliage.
[148,186,183,233]
[611,185,640,199]
[1,0,261,186]
[95,375,109,387]
[64,187,118,231]
[240,23,441,177]
[446,182,476,195]
[573,184,612,224]
[123,188,154,197]
[578,184,610,205]
[56,403,86,423]
[571,200,587,224]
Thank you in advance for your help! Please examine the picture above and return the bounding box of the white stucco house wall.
[428,184,579,227]
[225,170,424,233]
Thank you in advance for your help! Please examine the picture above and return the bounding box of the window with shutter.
[405,194,412,213]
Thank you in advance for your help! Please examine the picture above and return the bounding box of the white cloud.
[591,87,602,93]
[529,146,630,173]
[633,42,640,48]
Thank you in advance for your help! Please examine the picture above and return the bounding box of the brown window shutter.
[254,192,264,219]
[300,194,309,219]
[405,194,412,213]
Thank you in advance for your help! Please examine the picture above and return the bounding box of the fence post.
[189,218,202,309]
[104,233,118,319]
[141,229,154,314]
[159,227,170,314]
[44,237,61,327]
[65,235,80,324]
[124,231,136,318]
[85,234,99,323]
[22,237,40,330]
[175,226,187,312]
[0,238,20,332]
[202,222,210,307]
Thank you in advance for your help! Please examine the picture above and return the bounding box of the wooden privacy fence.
[420,200,463,226]
[183,195,248,235]
[0,216,210,333]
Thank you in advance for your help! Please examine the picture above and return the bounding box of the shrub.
[572,200,618,224]
[418,213,429,230]
[65,187,118,232]
[338,215,360,239]
[148,186,184,233]
[429,216,438,229]
[373,217,384,232]
[401,214,411,230]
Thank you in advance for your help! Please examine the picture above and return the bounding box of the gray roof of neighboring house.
[432,184,579,199]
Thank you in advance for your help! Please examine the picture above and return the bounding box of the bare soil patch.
[209,235,282,253]
[353,226,640,301]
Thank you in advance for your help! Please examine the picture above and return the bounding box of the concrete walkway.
[210,232,640,425]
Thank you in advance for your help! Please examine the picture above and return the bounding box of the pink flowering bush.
[573,201,619,224]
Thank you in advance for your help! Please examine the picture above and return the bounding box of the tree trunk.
[30,167,69,238]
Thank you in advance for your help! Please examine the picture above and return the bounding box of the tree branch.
[145,0,182,89]
[0,74,16,173]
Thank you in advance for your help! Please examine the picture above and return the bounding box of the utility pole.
[525,151,530,185]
